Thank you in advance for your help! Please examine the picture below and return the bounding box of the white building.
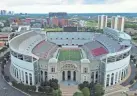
[111,16,125,32]
[98,15,108,29]
[9,28,131,87]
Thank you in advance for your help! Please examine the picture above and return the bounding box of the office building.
[111,16,125,32]
[98,15,107,29]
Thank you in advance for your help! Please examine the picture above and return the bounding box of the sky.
[0,0,137,13]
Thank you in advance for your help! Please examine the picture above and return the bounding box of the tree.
[78,81,90,90]
[130,80,134,85]
[73,92,84,96]
[81,87,90,96]
[135,75,137,80]
[4,20,10,27]
[94,84,104,96]
[53,89,62,96]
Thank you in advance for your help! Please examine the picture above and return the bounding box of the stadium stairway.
[60,84,79,96]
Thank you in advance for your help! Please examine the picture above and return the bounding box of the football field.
[58,49,81,61]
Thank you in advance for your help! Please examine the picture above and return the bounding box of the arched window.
[45,71,47,81]
[106,74,110,86]
[17,68,18,79]
[121,70,124,80]
[29,73,32,85]
[41,71,43,82]
[119,71,121,82]
[96,71,98,80]
[111,73,114,85]
[25,72,28,84]
[115,72,118,84]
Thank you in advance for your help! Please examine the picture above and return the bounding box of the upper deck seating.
[95,34,121,53]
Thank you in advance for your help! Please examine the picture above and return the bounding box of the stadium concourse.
[8,27,132,89]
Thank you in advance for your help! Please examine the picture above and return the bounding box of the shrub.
[135,75,137,80]
[130,80,134,85]
[12,81,36,92]
[4,76,10,82]
[78,81,90,90]
[73,92,84,96]
[53,89,62,96]
[81,87,90,96]
[79,84,85,90]
[50,81,59,90]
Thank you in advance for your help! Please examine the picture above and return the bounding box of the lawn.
[44,28,63,32]
[58,49,81,61]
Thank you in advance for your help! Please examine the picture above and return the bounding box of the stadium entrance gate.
[61,63,77,82]
[62,71,76,81]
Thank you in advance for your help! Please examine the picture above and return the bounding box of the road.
[0,49,27,96]
[0,68,27,96]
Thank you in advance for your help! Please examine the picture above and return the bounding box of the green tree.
[81,87,90,96]
[73,92,84,96]
[130,80,134,85]
[94,84,104,96]
[4,20,10,27]
[53,89,62,96]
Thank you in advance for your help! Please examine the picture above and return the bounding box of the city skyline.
[0,0,137,13]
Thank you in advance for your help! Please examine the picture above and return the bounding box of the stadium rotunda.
[9,27,132,87]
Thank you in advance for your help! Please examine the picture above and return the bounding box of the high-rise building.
[98,15,107,29]
[59,19,68,27]
[0,10,6,15]
[111,16,125,32]
[52,17,59,27]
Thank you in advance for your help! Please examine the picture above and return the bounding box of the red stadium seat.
[91,47,108,56]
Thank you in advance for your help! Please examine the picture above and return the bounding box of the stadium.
[8,27,131,87]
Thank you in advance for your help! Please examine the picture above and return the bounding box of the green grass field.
[58,49,81,61]
[44,28,63,32]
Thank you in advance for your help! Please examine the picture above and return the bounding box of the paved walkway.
[60,84,79,96]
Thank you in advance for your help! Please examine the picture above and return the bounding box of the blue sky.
[83,0,105,4]
[0,0,137,13]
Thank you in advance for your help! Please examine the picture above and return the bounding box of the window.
[45,71,47,80]
[91,72,94,79]
[116,55,123,61]
[29,73,32,85]
[83,68,88,73]
[96,71,98,79]
[14,52,17,57]
[18,54,23,60]
[66,38,68,39]
[25,72,28,84]
[111,73,114,85]
[72,38,74,39]
[107,56,115,63]
[51,68,55,73]
[84,76,86,81]
[24,56,32,62]
[115,72,118,84]
[17,68,18,78]
[106,74,110,86]
[22,71,24,82]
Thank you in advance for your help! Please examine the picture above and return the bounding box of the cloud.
[0,0,137,13]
